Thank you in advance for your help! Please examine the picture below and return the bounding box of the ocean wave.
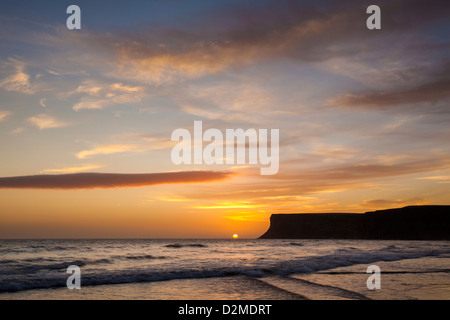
[0,257,113,267]
[1,246,449,293]
[2,258,116,275]
[116,255,167,260]
[22,261,87,273]
[287,242,304,247]
[89,258,113,265]
[164,243,207,248]
[24,257,57,263]
[0,249,27,254]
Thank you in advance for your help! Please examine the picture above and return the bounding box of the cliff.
[259,205,450,240]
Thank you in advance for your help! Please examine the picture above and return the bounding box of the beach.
[0,239,448,300]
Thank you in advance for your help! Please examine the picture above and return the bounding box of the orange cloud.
[71,80,146,111]
[0,110,11,122]
[359,197,431,209]
[41,165,104,174]
[0,58,34,94]
[76,144,142,159]
[28,114,69,129]
[0,171,234,190]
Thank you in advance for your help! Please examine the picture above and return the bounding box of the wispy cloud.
[9,127,24,135]
[61,0,449,87]
[0,58,35,94]
[0,110,11,122]
[417,175,450,183]
[76,134,176,159]
[178,82,279,123]
[28,114,69,129]
[39,98,47,107]
[359,197,431,209]
[0,171,234,189]
[71,80,145,111]
[41,165,104,174]
[328,78,450,110]
[271,158,450,182]
[173,156,450,209]
[76,144,144,159]
[193,201,266,210]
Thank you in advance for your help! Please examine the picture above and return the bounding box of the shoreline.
[1,255,448,300]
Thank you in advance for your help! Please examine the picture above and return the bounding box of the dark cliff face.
[259,205,450,240]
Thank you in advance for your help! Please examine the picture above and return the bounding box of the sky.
[0,0,449,238]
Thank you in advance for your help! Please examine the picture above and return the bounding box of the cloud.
[417,175,450,183]
[309,144,359,162]
[76,134,176,159]
[95,0,449,85]
[28,114,69,129]
[0,171,234,190]
[0,110,11,122]
[41,165,104,174]
[175,156,450,206]
[5,0,448,90]
[115,43,256,84]
[193,202,266,210]
[76,144,144,159]
[272,158,450,182]
[418,175,450,180]
[0,58,34,94]
[71,80,145,111]
[177,82,279,123]
[9,127,24,135]
[328,78,450,110]
[39,98,47,107]
[359,197,431,208]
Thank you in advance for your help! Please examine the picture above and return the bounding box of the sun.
[232,234,239,239]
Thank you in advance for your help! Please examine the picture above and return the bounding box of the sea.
[0,239,449,300]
